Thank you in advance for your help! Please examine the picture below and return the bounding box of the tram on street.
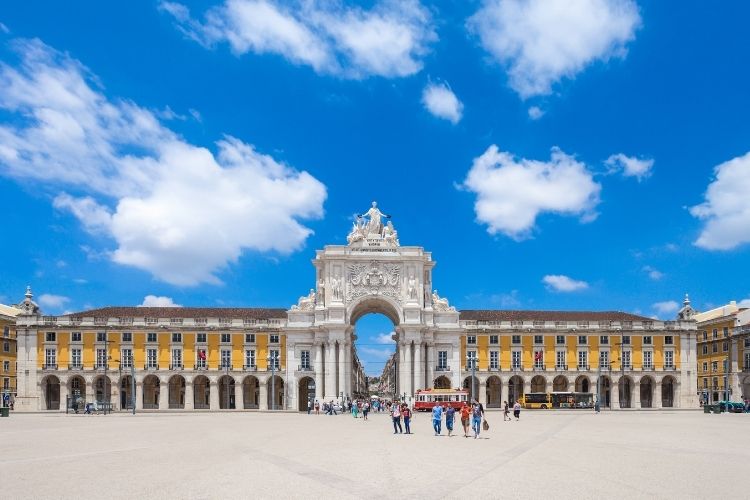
[522,392,595,409]
[414,388,470,411]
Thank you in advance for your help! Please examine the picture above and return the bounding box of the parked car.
[717,401,744,413]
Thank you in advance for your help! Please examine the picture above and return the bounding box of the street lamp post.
[224,363,230,410]
[267,351,278,411]
[466,354,476,402]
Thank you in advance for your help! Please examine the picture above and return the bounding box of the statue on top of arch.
[347,201,399,247]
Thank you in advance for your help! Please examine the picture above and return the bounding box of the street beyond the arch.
[1,411,746,499]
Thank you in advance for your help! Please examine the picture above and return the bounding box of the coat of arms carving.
[347,261,401,302]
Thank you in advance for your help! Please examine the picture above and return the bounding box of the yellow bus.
[522,392,551,409]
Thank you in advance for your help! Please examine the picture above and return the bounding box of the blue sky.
[2,1,750,375]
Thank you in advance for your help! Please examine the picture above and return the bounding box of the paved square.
[1,410,746,499]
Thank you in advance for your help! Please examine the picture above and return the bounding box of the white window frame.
[96,348,107,368]
[643,350,653,369]
[599,350,609,368]
[556,350,566,369]
[146,348,158,368]
[300,350,310,369]
[245,349,256,368]
[489,350,499,370]
[121,348,132,368]
[664,350,674,369]
[220,349,232,368]
[511,350,521,369]
[577,350,588,369]
[171,348,183,368]
[71,348,82,368]
[45,348,56,367]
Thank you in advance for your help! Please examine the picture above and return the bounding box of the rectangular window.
[643,351,653,369]
[723,341,728,352]
[622,350,631,368]
[300,350,310,370]
[622,335,631,345]
[664,350,674,369]
[745,338,750,348]
[197,333,207,343]
[578,335,587,345]
[556,351,566,369]
[45,348,56,367]
[270,334,280,344]
[533,335,543,344]
[511,351,521,369]
[723,327,729,337]
[2,378,8,390]
[2,326,8,337]
[702,331,707,341]
[577,351,588,369]
[711,361,718,372]
[171,349,182,368]
[599,335,609,345]
[121,332,132,342]
[466,351,477,369]
[745,352,750,370]
[2,342,8,352]
[245,333,256,343]
[245,349,256,368]
[147,332,157,343]
[146,348,157,368]
[71,332,81,342]
[556,335,565,345]
[172,333,182,343]
[438,351,447,369]
[643,336,652,345]
[511,335,521,344]
[121,348,132,368]
[702,362,708,372]
[703,378,708,389]
[712,343,718,353]
[96,332,107,342]
[599,351,609,368]
[534,350,544,368]
[490,351,499,369]
[489,335,498,345]
[664,335,673,345]
[196,349,207,369]
[702,345,708,354]
[71,348,81,368]
[3,361,9,372]
[96,348,107,368]
[723,359,727,372]
[467,335,476,345]
[713,377,718,389]
[713,329,718,339]
[221,349,231,368]
[46,332,56,342]
[221,333,231,343]
[269,349,280,369]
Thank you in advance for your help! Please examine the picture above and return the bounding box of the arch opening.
[353,311,396,401]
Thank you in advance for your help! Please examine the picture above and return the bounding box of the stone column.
[655,380,662,409]
[259,380,268,410]
[338,341,346,401]
[209,379,220,410]
[500,377,509,407]
[314,342,324,400]
[414,341,424,392]
[159,379,169,410]
[612,378,621,409]
[397,342,406,399]
[185,380,194,410]
[451,343,461,389]
[479,378,487,407]
[135,382,143,410]
[426,343,435,389]
[634,380,641,409]
[59,382,68,412]
[326,342,337,400]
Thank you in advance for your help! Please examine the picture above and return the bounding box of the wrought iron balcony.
[297,365,313,371]
[555,364,568,371]
[435,365,450,372]
[67,364,82,370]
[511,365,524,372]
[169,363,183,370]
[643,364,654,370]
[94,363,109,370]
[242,364,257,371]
[533,364,546,371]
[663,365,676,371]
[577,364,590,371]
[42,364,57,370]
[144,364,159,370]
[219,364,233,371]
[194,364,208,370]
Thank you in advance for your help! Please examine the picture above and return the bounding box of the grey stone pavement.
[0,409,746,499]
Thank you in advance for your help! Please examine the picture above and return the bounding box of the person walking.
[471,401,483,439]
[391,402,403,434]
[363,400,370,420]
[352,400,359,418]
[460,401,471,437]
[402,403,412,434]
[503,401,510,421]
[513,400,521,421]
[445,405,455,437]
[314,400,320,415]
[432,403,443,436]
[307,399,312,415]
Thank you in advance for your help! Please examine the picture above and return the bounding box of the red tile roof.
[458,310,653,322]
[66,306,287,320]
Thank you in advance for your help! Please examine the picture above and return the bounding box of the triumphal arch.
[287,201,462,403]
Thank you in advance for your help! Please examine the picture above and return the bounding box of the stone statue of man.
[359,201,391,236]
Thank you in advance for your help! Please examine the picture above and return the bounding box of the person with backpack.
[401,403,412,434]
[391,402,403,434]
[503,401,510,421]
[363,401,370,420]
[513,400,522,421]
[471,401,483,439]
[445,405,455,437]
[460,401,471,437]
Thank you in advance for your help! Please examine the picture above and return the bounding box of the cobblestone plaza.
[1,410,746,499]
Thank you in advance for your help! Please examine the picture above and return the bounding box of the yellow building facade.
[694,301,741,403]
[0,303,20,405]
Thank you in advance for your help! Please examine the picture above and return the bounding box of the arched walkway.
[93,375,111,404]
[68,375,85,408]
[298,376,316,411]
[218,376,236,409]
[194,375,210,409]
[143,375,160,409]
[598,376,612,408]
[553,375,568,392]
[530,375,546,393]
[508,375,524,404]
[619,376,634,408]
[243,376,260,409]
[575,375,590,393]
[463,376,479,402]
[486,376,501,408]
[41,375,60,410]
[434,375,450,389]
[639,376,654,408]
[169,375,186,409]
[267,376,284,410]
[120,376,134,410]
[661,376,676,408]
[742,376,750,401]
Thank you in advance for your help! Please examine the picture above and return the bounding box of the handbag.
[482,419,489,431]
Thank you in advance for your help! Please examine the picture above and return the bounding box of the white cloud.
[605,153,654,180]
[527,106,544,120]
[462,145,601,239]
[422,82,463,124]
[375,332,395,344]
[642,265,663,280]
[38,293,70,310]
[160,0,436,79]
[690,151,750,250]
[468,0,641,98]
[652,300,679,316]
[542,275,588,292]
[140,295,182,307]
[0,38,327,286]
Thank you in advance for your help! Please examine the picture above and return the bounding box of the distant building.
[0,302,21,404]
[694,300,744,403]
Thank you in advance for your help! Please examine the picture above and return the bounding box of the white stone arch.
[347,295,403,326]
